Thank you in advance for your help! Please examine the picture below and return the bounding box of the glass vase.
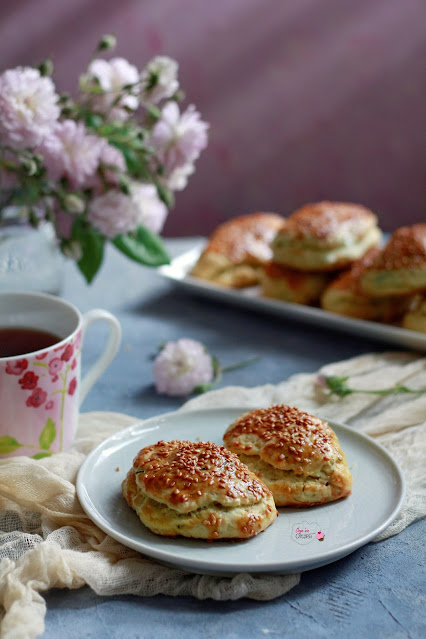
[0,211,65,295]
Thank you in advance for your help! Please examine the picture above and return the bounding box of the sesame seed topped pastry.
[321,247,411,322]
[271,201,382,271]
[122,439,278,539]
[190,212,284,287]
[223,405,352,507]
[261,261,331,305]
[360,224,426,297]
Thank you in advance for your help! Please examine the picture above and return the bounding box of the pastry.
[223,405,353,507]
[271,201,382,271]
[321,247,410,322]
[122,439,278,539]
[261,261,330,305]
[402,295,426,333]
[360,224,426,297]
[190,212,284,287]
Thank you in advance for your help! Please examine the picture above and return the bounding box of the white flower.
[153,339,214,396]
[130,182,168,233]
[0,67,60,148]
[38,120,104,188]
[140,56,179,104]
[150,101,208,174]
[87,190,140,238]
[85,57,139,120]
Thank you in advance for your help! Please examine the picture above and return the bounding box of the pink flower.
[68,377,77,396]
[153,338,214,396]
[71,358,77,370]
[45,400,54,410]
[85,57,139,121]
[87,190,140,238]
[48,357,63,375]
[26,387,47,408]
[0,67,60,148]
[37,120,104,188]
[140,56,179,104]
[150,102,208,174]
[35,353,48,360]
[130,182,168,234]
[61,344,74,362]
[6,359,28,375]
[18,371,39,390]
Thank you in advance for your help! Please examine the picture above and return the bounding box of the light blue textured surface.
[39,238,425,639]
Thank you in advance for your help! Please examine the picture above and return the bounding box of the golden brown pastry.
[261,261,330,305]
[190,212,284,287]
[271,201,382,271]
[402,294,426,333]
[223,405,353,507]
[360,224,426,297]
[122,439,278,539]
[321,247,411,322]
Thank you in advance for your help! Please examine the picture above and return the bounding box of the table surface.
[41,238,424,639]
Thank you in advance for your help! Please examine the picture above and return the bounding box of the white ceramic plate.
[77,407,405,576]
[158,247,426,353]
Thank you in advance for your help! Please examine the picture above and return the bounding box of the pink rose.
[6,359,28,375]
[49,357,63,375]
[68,377,77,396]
[26,387,47,408]
[18,371,39,390]
[61,344,74,362]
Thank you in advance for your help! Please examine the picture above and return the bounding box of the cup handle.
[79,309,122,406]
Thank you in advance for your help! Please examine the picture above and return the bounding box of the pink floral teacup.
[0,292,121,458]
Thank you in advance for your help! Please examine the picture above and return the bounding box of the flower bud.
[63,194,86,215]
[98,34,116,51]
[38,59,54,77]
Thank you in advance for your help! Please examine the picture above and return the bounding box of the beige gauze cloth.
[0,351,425,639]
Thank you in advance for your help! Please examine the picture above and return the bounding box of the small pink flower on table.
[153,338,214,397]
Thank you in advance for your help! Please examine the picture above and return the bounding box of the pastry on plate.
[261,261,330,305]
[320,247,410,322]
[122,439,278,539]
[190,212,284,287]
[360,224,426,297]
[223,405,353,507]
[271,201,382,271]
[402,294,426,333]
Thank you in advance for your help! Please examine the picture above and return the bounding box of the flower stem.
[322,375,426,398]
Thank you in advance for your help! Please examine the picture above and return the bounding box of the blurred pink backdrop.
[0,0,425,235]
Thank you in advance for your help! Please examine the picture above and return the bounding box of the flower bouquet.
[0,35,208,282]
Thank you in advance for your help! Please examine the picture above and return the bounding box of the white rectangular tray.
[158,246,426,353]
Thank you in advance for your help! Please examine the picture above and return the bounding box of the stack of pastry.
[190,212,284,287]
[261,201,382,306]
[321,223,426,329]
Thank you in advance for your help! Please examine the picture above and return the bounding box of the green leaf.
[155,183,174,209]
[39,418,56,450]
[72,219,105,283]
[33,451,53,460]
[113,226,170,267]
[0,436,22,455]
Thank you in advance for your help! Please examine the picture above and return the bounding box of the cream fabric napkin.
[0,352,425,639]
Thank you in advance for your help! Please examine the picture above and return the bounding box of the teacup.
[0,292,121,458]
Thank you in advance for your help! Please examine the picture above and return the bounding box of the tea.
[0,327,62,357]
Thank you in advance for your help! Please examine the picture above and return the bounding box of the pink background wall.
[1,0,425,236]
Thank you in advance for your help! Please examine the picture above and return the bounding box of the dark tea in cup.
[0,327,62,358]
